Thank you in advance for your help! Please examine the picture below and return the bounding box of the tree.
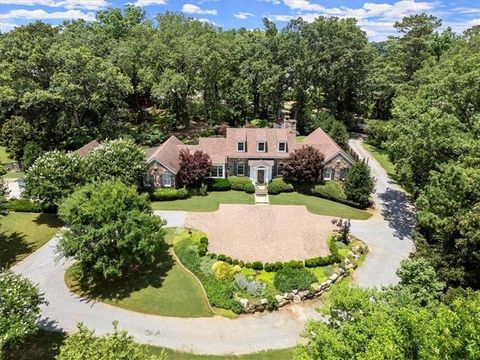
[282,146,324,183]
[295,284,480,360]
[0,271,45,353]
[21,141,44,169]
[23,150,84,208]
[343,159,375,208]
[0,116,34,162]
[178,149,212,187]
[0,179,8,217]
[83,138,146,186]
[395,258,446,305]
[58,181,167,282]
[56,322,165,360]
[305,112,349,148]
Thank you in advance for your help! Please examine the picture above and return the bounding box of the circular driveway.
[185,204,334,262]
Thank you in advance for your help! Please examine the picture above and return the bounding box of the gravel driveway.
[186,204,334,262]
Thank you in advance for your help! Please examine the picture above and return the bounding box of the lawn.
[151,191,254,212]
[0,146,13,165]
[269,192,371,220]
[2,171,25,179]
[296,136,306,143]
[0,212,63,268]
[5,329,293,360]
[65,228,215,318]
[362,142,396,178]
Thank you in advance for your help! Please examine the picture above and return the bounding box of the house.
[75,139,101,158]
[143,126,354,188]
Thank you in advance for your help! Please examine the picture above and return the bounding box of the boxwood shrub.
[274,267,317,293]
[207,178,231,191]
[264,262,284,272]
[228,176,251,191]
[267,178,294,195]
[8,199,46,213]
[151,188,190,201]
[244,183,255,194]
[311,181,347,202]
[251,261,264,270]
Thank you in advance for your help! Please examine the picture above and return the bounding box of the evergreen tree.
[343,159,375,208]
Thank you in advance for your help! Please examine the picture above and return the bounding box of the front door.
[257,169,265,184]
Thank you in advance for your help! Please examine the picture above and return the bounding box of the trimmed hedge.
[311,181,347,202]
[228,176,251,191]
[8,199,46,213]
[207,178,231,191]
[304,237,342,268]
[244,183,255,194]
[274,267,317,293]
[264,262,284,272]
[150,188,190,201]
[267,178,294,195]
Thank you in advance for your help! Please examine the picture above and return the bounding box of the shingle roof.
[75,140,101,158]
[303,128,354,163]
[146,135,184,174]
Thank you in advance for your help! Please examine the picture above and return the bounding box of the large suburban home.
[143,126,354,188]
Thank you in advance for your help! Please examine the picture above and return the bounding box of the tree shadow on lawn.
[0,231,29,268]
[378,187,416,241]
[33,213,64,228]
[70,244,176,302]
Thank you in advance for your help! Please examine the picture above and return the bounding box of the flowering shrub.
[212,261,240,281]
[0,271,45,350]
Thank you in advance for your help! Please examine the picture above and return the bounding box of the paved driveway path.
[348,137,415,287]
[11,137,414,354]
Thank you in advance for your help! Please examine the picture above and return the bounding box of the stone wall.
[238,242,367,314]
[324,154,352,181]
[146,161,177,188]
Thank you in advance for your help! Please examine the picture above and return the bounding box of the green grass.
[0,212,63,268]
[2,171,25,179]
[0,146,14,165]
[362,142,396,178]
[269,192,371,220]
[5,329,293,360]
[65,228,214,318]
[295,136,306,143]
[151,191,254,212]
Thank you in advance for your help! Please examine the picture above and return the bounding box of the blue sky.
[1,0,479,40]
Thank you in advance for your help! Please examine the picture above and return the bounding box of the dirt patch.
[185,204,336,262]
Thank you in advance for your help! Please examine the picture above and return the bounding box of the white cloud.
[0,9,96,21]
[0,0,108,10]
[234,12,254,19]
[0,22,18,32]
[131,0,167,6]
[258,0,281,4]
[469,18,480,26]
[197,18,217,25]
[453,7,480,14]
[268,14,294,22]
[182,4,217,15]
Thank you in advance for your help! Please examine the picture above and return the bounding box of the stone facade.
[324,154,352,181]
[145,160,177,188]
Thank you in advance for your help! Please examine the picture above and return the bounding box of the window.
[162,173,172,187]
[339,168,348,180]
[257,142,266,152]
[278,142,287,152]
[210,165,224,178]
[237,162,245,176]
[323,168,332,180]
[277,163,285,176]
[143,175,154,187]
[237,142,245,152]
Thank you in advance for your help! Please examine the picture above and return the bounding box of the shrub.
[8,199,44,213]
[251,261,264,270]
[344,159,375,208]
[198,243,208,257]
[228,176,251,191]
[178,150,212,187]
[0,166,6,176]
[212,261,238,281]
[199,236,208,245]
[283,146,325,183]
[207,178,231,191]
[274,267,317,293]
[312,181,347,202]
[217,254,227,261]
[151,188,190,201]
[264,262,284,272]
[234,273,265,296]
[283,260,304,269]
[244,183,255,194]
[267,178,294,195]
[188,184,208,196]
[305,255,338,267]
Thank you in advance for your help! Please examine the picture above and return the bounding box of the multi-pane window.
[211,165,224,178]
[257,142,266,152]
[237,162,245,176]
[162,173,172,187]
[278,142,286,152]
[323,168,332,180]
[237,142,245,152]
[277,163,285,176]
